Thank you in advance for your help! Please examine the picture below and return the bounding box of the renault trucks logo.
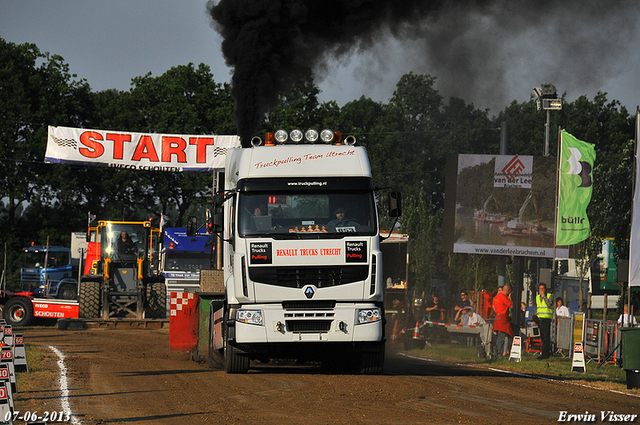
[566,148,593,188]
[304,286,315,299]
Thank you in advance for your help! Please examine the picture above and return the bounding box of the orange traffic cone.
[413,321,420,339]
[390,319,399,344]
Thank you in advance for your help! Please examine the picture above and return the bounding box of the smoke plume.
[208,0,639,145]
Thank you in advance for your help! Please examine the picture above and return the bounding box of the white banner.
[45,126,240,172]
[630,110,640,287]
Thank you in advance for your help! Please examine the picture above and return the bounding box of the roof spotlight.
[320,129,334,144]
[274,130,288,144]
[290,129,303,143]
[305,129,319,143]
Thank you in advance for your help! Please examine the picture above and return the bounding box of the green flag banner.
[556,131,596,246]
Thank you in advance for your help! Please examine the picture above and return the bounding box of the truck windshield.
[238,191,377,237]
[101,223,148,261]
[23,250,69,269]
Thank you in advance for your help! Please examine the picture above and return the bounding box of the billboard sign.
[442,154,568,258]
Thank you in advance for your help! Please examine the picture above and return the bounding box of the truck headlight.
[357,308,381,325]
[237,309,264,326]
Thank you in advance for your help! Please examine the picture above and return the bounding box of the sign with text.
[46,126,240,172]
[443,154,568,258]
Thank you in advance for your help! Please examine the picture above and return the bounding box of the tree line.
[0,38,635,295]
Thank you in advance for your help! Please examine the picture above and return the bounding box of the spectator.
[454,291,472,322]
[618,304,638,327]
[519,302,528,324]
[394,300,415,335]
[556,297,571,318]
[425,295,445,322]
[536,283,554,359]
[492,285,514,356]
[459,307,485,327]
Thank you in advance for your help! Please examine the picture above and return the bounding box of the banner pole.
[553,128,563,269]
[629,107,639,321]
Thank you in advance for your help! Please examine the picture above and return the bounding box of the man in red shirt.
[493,285,514,356]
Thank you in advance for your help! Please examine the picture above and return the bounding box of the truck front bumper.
[233,302,383,345]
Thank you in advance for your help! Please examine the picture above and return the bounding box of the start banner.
[45,126,240,172]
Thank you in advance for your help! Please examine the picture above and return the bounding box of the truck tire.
[145,282,166,319]
[222,311,249,373]
[78,280,101,318]
[225,344,249,374]
[3,297,34,327]
[58,283,77,300]
[358,343,385,374]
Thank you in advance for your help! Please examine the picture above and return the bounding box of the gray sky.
[1,0,639,116]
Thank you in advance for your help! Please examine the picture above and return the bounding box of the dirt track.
[15,327,640,424]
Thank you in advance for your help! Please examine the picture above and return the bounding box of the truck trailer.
[207,129,400,374]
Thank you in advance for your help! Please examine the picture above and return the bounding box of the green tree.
[0,39,93,287]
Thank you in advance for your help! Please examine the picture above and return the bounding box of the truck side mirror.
[186,216,197,236]
[209,194,225,234]
[388,191,402,217]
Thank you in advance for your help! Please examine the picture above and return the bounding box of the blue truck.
[161,227,215,301]
[20,245,79,300]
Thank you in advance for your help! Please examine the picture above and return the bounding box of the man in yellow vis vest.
[536,283,554,359]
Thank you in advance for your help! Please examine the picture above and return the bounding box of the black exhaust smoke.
[207,0,441,147]
[208,0,638,147]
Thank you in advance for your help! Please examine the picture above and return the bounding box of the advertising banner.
[442,154,568,258]
[45,126,240,171]
[556,131,596,246]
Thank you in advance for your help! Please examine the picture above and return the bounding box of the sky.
[1,0,639,118]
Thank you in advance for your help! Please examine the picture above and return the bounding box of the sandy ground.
[13,327,640,425]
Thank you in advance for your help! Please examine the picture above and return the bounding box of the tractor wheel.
[3,297,34,327]
[78,280,101,318]
[58,283,77,300]
[145,282,166,319]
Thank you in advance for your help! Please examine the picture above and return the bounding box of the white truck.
[208,129,400,373]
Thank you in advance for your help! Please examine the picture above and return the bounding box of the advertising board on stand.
[443,154,568,258]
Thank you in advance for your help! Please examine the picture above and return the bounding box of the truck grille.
[21,272,40,283]
[282,301,336,310]
[249,265,368,288]
[286,320,332,333]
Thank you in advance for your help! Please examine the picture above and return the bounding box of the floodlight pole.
[545,109,551,157]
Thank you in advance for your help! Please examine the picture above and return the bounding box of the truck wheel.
[145,282,166,319]
[225,344,249,374]
[3,297,34,327]
[78,280,101,318]
[222,312,249,373]
[358,343,385,374]
[58,284,77,300]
